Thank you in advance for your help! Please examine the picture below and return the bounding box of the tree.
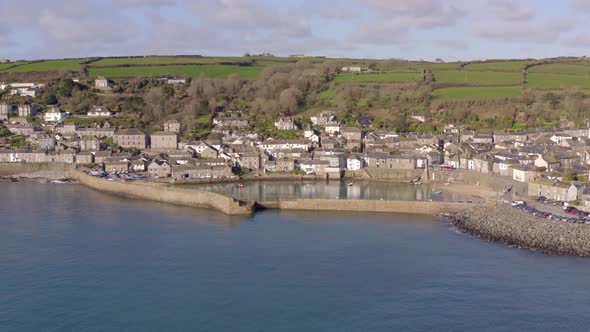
[45,93,58,105]
[57,78,74,97]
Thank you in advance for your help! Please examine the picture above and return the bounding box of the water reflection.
[184,180,472,202]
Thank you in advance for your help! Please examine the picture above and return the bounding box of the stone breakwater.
[449,205,590,256]
[72,170,253,215]
[279,198,481,215]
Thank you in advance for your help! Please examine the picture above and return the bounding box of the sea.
[1,181,590,331]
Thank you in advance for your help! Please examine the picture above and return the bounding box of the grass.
[4,59,83,72]
[317,87,337,100]
[92,57,222,66]
[528,63,590,76]
[433,69,521,85]
[418,62,462,70]
[88,64,262,79]
[0,63,18,71]
[90,56,308,67]
[464,61,533,72]
[357,98,369,107]
[526,73,590,88]
[334,71,422,82]
[432,86,522,99]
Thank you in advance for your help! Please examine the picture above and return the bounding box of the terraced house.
[114,128,148,149]
[0,103,14,120]
[150,131,178,150]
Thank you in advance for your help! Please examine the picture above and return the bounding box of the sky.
[1,0,590,61]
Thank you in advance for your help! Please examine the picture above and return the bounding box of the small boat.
[237,183,244,188]
[432,191,442,195]
[347,182,353,186]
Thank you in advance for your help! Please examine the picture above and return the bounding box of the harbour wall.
[344,168,423,182]
[278,198,482,215]
[71,170,253,215]
[0,163,72,180]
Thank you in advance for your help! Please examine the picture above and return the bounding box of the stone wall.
[0,162,72,179]
[279,198,481,215]
[344,168,424,182]
[72,170,253,215]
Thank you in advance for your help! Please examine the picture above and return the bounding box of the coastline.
[0,163,497,217]
[5,163,590,257]
[447,204,590,256]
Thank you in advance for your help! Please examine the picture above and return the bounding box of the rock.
[446,205,590,256]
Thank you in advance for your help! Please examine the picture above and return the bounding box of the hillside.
[2,55,590,136]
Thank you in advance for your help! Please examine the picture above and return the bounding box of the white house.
[550,133,573,146]
[87,106,112,117]
[167,78,186,85]
[299,159,330,175]
[274,116,296,130]
[341,66,363,72]
[325,123,340,135]
[347,155,362,170]
[94,76,111,88]
[44,107,69,123]
[10,85,43,97]
[185,141,213,155]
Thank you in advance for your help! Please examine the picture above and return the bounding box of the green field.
[419,62,462,70]
[334,71,422,82]
[92,57,224,66]
[464,61,533,72]
[526,73,590,88]
[0,63,18,71]
[91,56,310,67]
[88,64,262,79]
[432,86,522,99]
[4,59,83,72]
[528,63,590,76]
[433,70,521,85]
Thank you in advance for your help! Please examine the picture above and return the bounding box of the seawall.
[0,163,72,180]
[71,170,253,215]
[344,168,423,182]
[449,205,590,256]
[279,198,482,215]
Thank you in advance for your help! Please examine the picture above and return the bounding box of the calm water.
[2,182,590,331]
[185,180,473,202]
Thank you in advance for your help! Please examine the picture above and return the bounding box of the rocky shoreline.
[447,204,590,256]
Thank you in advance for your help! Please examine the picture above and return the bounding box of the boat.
[237,183,244,188]
[432,191,442,195]
[347,182,353,186]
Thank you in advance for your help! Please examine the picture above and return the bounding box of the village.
[2,76,590,210]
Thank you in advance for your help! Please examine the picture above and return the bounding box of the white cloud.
[487,0,535,21]
[0,0,588,60]
[569,0,590,13]
[358,0,466,28]
[477,16,575,44]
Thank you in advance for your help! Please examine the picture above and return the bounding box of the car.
[537,196,548,202]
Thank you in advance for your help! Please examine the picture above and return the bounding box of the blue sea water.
[1,182,590,331]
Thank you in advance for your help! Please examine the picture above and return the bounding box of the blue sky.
[1,0,589,61]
